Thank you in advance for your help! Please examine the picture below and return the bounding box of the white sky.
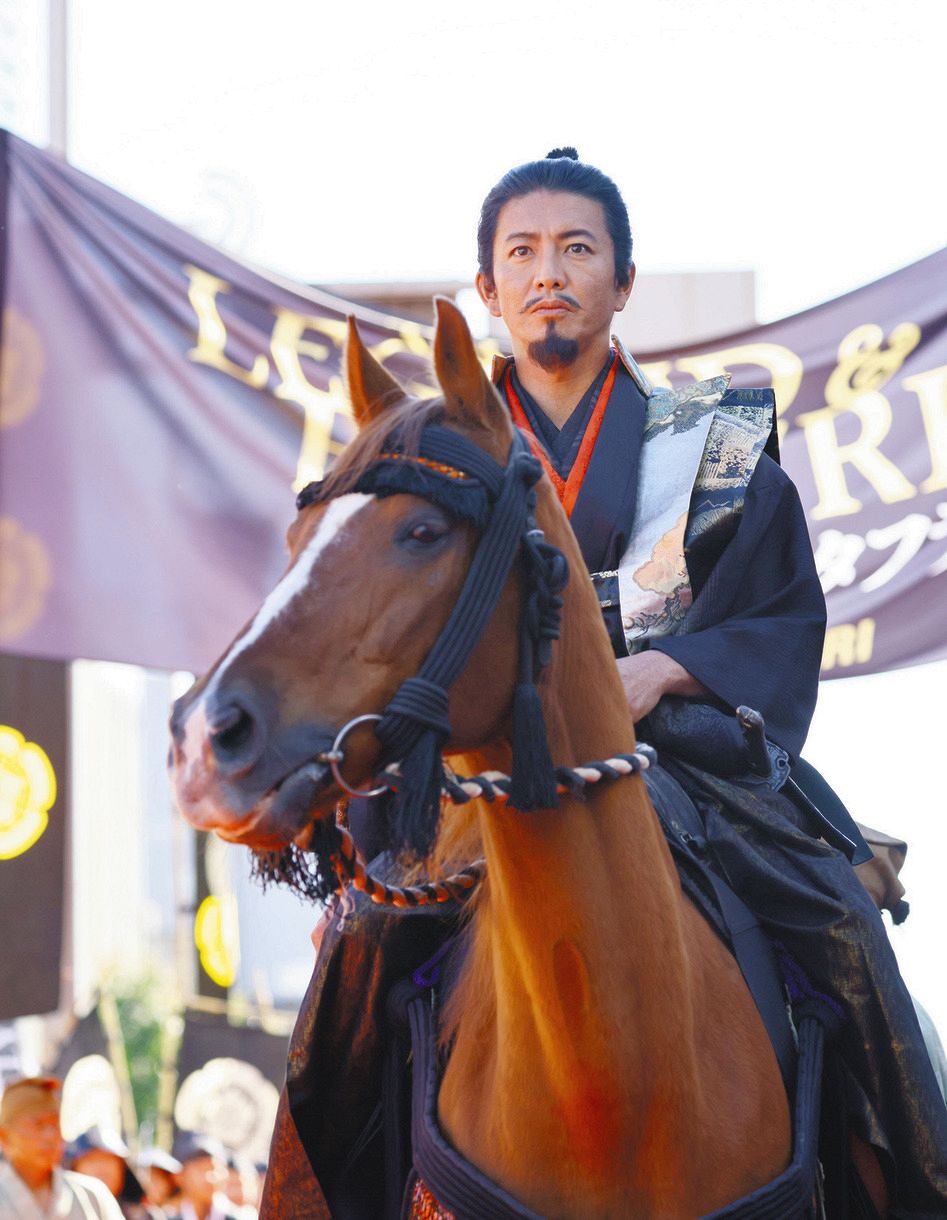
[13,0,947,1039]
[60,0,947,322]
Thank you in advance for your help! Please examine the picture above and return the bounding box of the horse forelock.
[316,395,448,501]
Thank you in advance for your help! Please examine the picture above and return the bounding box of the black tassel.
[388,728,445,858]
[508,680,559,811]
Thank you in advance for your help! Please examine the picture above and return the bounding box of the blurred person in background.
[68,1126,165,1219]
[167,1135,241,1220]
[220,1151,259,1218]
[137,1147,182,1213]
[0,1076,123,1218]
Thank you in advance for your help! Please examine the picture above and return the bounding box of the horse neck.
[440,491,702,1171]
[476,480,687,944]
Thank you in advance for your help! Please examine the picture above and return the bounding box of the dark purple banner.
[0,130,454,675]
[1,130,945,678]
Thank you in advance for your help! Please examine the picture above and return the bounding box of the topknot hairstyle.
[477,148,633,287]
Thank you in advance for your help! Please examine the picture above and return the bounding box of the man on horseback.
[172,146,947,1216]
[475,147,947,1215]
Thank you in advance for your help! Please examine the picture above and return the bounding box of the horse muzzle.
[170,750,340,849]
[169,685,346,848]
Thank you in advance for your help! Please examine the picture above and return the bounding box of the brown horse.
[170,299,793,1218]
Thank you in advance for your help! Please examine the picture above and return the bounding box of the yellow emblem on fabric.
[0,307,45,429]
[194,893,240,988]
[0,725,57,860]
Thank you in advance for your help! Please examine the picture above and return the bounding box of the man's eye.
[510,245,530,257]
[567,243,591,254]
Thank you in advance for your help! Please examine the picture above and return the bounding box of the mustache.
[521,293,581,313]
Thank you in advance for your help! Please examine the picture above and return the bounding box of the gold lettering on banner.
[271,307,347,371]
[674,343,804,440]
[185,266,270,388]
[821,617,876,672]
[270,307,346,410]
[369,322,439,399]
[823,322,920,403]
[797,324,920,519]
[370,320,429,362]
[270,309,353,488]
[798,397,917,518]
[293,375,353,491]
[902,363,947,494]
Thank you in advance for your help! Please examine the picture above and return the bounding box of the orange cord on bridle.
[327,747,655,909]
[329,824,486,909]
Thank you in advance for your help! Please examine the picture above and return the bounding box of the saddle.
[644,761,798,1096]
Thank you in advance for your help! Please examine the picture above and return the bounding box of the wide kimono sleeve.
[649,454,826,761]
[260,892,455,1220]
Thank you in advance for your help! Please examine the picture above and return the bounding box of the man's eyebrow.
[502,228,599,243]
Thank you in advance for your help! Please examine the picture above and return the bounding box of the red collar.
[501,351,619,518]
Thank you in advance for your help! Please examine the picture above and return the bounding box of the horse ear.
[345,316,407,427]
[433,297,510,438]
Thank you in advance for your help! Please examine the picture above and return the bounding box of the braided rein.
[322,746,656,910]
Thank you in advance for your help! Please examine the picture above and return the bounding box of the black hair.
[477,148,633,288]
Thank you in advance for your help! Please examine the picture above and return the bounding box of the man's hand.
[616,649,707,723]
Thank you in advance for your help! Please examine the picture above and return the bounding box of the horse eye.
[409,521,448,545]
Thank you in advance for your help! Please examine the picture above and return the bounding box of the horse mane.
[319,394,447,499]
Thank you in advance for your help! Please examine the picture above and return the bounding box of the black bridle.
[296,422,570,857]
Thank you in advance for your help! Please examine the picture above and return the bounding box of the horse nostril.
[209,699,260,768]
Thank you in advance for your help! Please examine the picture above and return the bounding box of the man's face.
[0,1111,64,1178]
[142,1165,176,1205]
[178,1154,223,1207]
[477,190,634,370]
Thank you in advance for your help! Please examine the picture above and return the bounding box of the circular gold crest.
[194,894,240,989]
[0,307,45,429]
[0,518,52,643]
[0,724,57,860]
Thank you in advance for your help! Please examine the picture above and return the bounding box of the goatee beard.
[527,322,580,372]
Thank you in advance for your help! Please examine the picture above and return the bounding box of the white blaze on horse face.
[208,492,374,693]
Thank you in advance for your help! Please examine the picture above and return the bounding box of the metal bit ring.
[317,713,388,799]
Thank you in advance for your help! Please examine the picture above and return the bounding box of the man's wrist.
[646,648,706,699]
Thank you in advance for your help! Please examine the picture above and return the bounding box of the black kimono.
[501,345,947,1216]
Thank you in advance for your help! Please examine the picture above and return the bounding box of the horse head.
[169,299,562,881]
